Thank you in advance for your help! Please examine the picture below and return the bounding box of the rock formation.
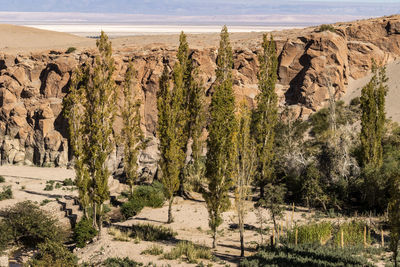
[1,15,400,180]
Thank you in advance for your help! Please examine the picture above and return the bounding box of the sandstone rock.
[13,151,25,164]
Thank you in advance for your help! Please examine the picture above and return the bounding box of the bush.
[0,176,5,183]
[120,198,144,219]
[132,181,165,208]
[141,244,164,256]
[44,180,55,191]
[66,47,77,54]
[63,178,74,186]
[108,227,131,242]
[163,241,212,264]
[73,217,98,248]
[0,186,12,200]
[103,257,142,267]
[29,240,78,267]
[334,220,371,247]
[130,223,176,241]
[0,201,66,249]
[240,244,373,267]
[288,222,333,245]
[319,24,336,33]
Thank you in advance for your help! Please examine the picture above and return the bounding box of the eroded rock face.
[1,15,400,179]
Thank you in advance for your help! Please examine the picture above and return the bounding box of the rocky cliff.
[1,15,400,178]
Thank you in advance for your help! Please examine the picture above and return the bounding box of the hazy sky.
[0,0,399,16]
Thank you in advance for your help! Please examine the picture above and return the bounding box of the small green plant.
[0,176,5,183]
[108,227,131,242]
[63,178,75,186]
[288,222,333,245]
[55,183,62,189]
[73,217,98,248]
[0,186,12,200]
[319,24,336,33]
[141,244,164,256]
[44,180,55,191]
[130,223,177,241]
[103,257,142,267]
[40,199,52,206]
[163,241,212,264]
[121,198,144,219]
[66,47,77,54]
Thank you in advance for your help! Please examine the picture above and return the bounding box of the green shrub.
[63,178,75,186]
[120,198,144,219]
[288,222,333,245]
[29,240,78,267]
[130,223,176,241]
[0,201,66,249]
[163,241,212,264]
[0,176,5,183]
[40,199,52,206]
[334,220,371,247]
[132,181,165,208]
[44,180,55,191]
[0,186,12,200]
[141,244,164,255]
[240,244,373,267]
[66,47,77,54]
[319,24,336,33]
[73,217,98,248]
[103,257,142,267]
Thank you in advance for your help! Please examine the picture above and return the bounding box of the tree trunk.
[98,204,103,237]
[395,249,398,267]
[167,197,174,224]
[239,213,245,257]
[93,202,98,229]
[260,184,264,199]
[212,228,217,249]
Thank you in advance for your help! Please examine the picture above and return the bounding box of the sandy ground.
[342,59,400,123]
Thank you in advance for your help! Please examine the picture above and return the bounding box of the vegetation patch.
[141,244,164,256]
[103,257,142,267]
[108,227,131,242]
[73,217,98,248]
[130,223,177,241]
[66,47,77,54]
[288,222,333,245]
[0,176,5,183]
[334,220,371,247]
[44,180,55,191]
[318,24,336,33]
[0,186,12,200]
[163,241,213,264]
[29,240,78,267]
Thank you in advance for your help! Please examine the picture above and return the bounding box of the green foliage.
[44,180,55,191]
[301,163,327,210]
[360,61,387,169]
[251,33,278,195]
[103,257,142,267]
[257,183,286,231]
[66,47,77,54]
[334,221,370,247]
[63,178,74,186]
[0,176,5,183]
[131,181,165,208]
[163,241,212,264]
[29,240,78,267]
[73,217,98,248]
[240,244,373,267]
[288,222,333,245]
[122,62,144,194]
[130,223,177,241]
[0,185,12,200]
[40,199,52,206]
[120,198,144,219]
[0,201,66,249]
[203,25,237,249]
[319,24,336,32]
[141,244,164,255]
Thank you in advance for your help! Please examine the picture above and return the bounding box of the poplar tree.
[122,62,144,195]
[235,102,256,257]
[360,60,387,168]
[157,64,186,223]
[251,34,278,198]
[389,173,400,267]
[203,25,237,248]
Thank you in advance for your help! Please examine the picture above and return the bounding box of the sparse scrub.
[108,227,131,241]
[319,24,336,32]
[44,180,55,191]
[40,199,52,206]
[63,178,75,186]
[141,244,164,255]
[163,241,213,264]
[0,176,5,183]
[130,223,177,241]
[103,257,142,267]
[0,186,12,200]
[66,47,77,54]
[29,240,78,267]
[73,217,98,248]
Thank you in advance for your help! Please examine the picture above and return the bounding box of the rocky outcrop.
[1,15,400,179]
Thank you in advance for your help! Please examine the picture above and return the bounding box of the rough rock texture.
[1,15,400,179]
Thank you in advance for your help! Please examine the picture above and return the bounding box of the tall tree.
[234,102,256,257]
[389,172,400,267]
[157,63,186,223]
[251,34,279,198]
[360,60,388,168]
[203,25,237,249]
[122,62,145,195]
[66,31,118,231]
